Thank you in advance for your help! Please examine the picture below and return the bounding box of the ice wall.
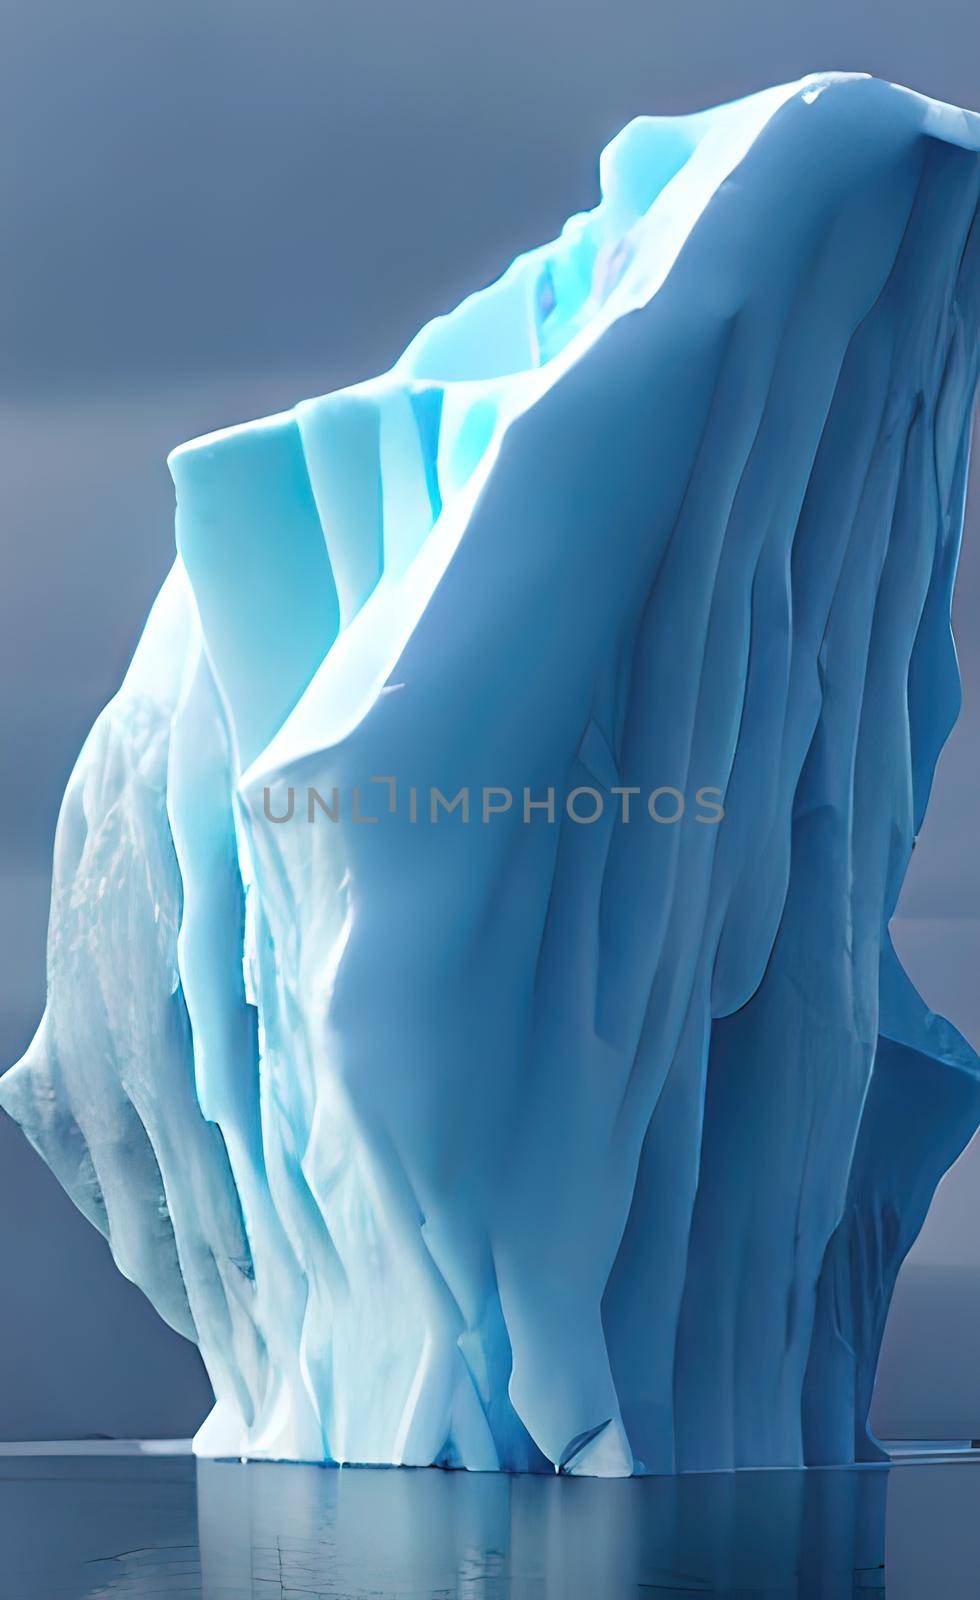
[3,72,980,1474]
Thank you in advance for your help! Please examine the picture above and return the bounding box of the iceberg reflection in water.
[4,1450,980,1596]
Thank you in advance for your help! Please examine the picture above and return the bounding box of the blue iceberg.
[3,72,980,1475]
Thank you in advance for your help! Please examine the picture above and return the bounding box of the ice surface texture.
[4,73,980,1475]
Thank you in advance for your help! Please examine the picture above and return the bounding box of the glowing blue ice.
[4,73,980,1474]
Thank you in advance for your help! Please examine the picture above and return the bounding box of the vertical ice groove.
[2,73,980,1474]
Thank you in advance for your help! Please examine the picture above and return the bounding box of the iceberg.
[3,71,980,1475]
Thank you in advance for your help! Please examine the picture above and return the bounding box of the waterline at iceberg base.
[3,72,980,1477]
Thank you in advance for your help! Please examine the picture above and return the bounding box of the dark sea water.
[1,1447,979,1597]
